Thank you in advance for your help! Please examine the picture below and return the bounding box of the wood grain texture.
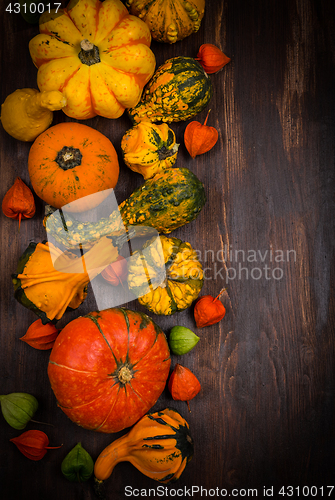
[1,0,335,499]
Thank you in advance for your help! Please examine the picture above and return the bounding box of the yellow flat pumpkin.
[29,0,156,120]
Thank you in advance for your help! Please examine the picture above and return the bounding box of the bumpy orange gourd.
[94,408,193,489]
[12,235,121,324]
[28,122,119,212]
[126,0,205,44]
[29,0,156,120]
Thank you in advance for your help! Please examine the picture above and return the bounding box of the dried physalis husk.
[10,430,62,460]
[101,255,128,286]
[20,319,60,350]
[0,393,38,429]
[2,177,35,229]
[168,364,201,411]
[194,288,226,328]
[184,111,218,158]
[196,44,231,74]
[61,442,94,482]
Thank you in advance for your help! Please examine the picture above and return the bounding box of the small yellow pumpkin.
[127,235,203,315]
[29,0,156,120]
[0,89,66,142]
[121,121,179,180]
[126,0,205,44]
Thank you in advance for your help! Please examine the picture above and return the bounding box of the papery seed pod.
[20,319,60,350]
[61,442,94,482]
[10,430,62,461]
[184,111,218,158]
[0,393,38,430]
[194,289,226,328]
[196,44,231,74]
[2,177,35,229]
[169,326,199,355]
[168,364,201,411]
[101,255,128,286]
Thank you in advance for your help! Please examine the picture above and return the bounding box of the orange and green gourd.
[27,122,119,212]
[121,121,179,180]
[128,56,213,124]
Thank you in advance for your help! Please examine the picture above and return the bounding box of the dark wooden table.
[1,1,335,499]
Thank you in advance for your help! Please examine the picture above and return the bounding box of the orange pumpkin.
[28,0,156,120]
[28,122,119,212]
[48,308,171,433]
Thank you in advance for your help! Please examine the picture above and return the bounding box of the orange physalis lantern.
[2,177,35,229]
[168,364,201,411]
[196,44,231,74]
[184,111,218,159]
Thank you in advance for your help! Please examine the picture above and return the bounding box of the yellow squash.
[0,89,66,142]
[29,0,156,120]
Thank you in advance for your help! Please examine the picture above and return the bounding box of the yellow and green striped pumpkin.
[127,235,204,315]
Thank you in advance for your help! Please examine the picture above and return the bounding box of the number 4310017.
[6,3,61,14]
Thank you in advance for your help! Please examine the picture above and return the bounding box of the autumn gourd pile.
[1,0,231,493]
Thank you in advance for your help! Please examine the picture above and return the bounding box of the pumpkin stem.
[78,39,101,66]
[186,401,191,413]
[117,366,133,384]
[158,144,179,160]
[55,146,83,170]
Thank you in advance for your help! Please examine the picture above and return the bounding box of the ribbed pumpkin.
[44,167,206,249]
[48,308,171,433]
[28,122,119,212]
[126,0,205,44]
[121,121,179,179]
[128,56,213,123]
[29,0,156,120]
[127,235,203,315]
[94,408,194,488]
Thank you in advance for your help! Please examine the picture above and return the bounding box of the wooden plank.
[0,0,334,498]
